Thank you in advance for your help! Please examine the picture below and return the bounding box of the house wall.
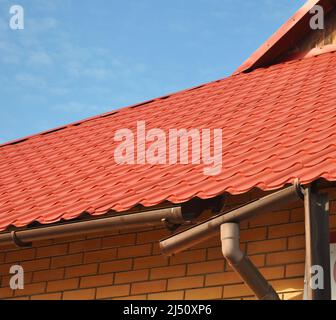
[0,187,335,301]
[291,8,336,54]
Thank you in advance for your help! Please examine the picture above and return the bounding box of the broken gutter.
[159,183,304,301]
[160,183,304,256]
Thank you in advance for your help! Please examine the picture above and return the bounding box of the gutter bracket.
[11,231,32,248]
[294,178,304,200]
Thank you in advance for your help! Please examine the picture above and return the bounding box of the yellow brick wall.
[0,187,335,300]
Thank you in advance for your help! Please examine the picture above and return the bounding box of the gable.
[235,0,336,74]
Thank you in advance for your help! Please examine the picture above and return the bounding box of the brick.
[185,287,222,300]
[0,244,16,252]
[0,263,12,276]
[168,276,204,290]
[114,295,146,300]
[69,239,101,253]
[248,211,290,227]
[268,222,304,239]
[115,269,149,284]
[9,296,30,300]
[150,265,186,280]
[208,245,246,261]
[47,278,79,293]
[170,249,206,265]
[131,280,166,295]
[32,239,54,247]
[288,235,305,250]
[283,291,304,300]
[270,278,304,293]
[249,254,265,267]
[284,200,302,210]
[207,247,223,260]
[36,244,68,258]
[65,263,98,278]
[117,244,152,259]
[152,243,162,255]
[53,235,86,244]
[329,214,336,229]
[31,293,62,300]
[33,269,64,282]
[148,291,184,300]
[6,248,35,263]
[240,227,267,242]
[134,255,169,270]
[260,266,285,280]
[51,254,83,268]
[80,274,114,288]
[266,250,305,266]
[328,189,336,201]
[242,296,257,301]
[99,259,132,274]
[290,208,304,222]
[205,272,242,286]
[96,284,130,299]
[187,260,225,276]
[102,234,136,248]
[63,288,96,300]
[193,236,221,249]
[331,200,336,212]
[14,282,46,297]
[136,229,170,244]
[223,284,254,299]
[285,263,305,278]
[84,248,117,263]
[247,239,287,255]
[0,286,14,299]
[21,258,50,272]
[1,272,32,287]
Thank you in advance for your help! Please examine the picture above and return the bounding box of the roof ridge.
[0,76,233,148]
[2,50,336,149]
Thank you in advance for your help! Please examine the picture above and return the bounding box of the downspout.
[221,223,280,300]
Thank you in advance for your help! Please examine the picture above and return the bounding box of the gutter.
[0,207,188,248]
[160,183,304,300]
[160,184,304,256]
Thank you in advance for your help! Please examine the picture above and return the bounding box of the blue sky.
[0,0,306,143]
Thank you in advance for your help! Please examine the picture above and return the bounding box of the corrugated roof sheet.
[1,52,336,231]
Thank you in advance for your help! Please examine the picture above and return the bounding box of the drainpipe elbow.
[221,223,244,264]
[220,222,280,300]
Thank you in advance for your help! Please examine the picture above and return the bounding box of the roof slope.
[1,51,336,231]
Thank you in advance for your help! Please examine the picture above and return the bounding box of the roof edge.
[234,0,335,74]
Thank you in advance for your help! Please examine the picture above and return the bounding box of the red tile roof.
[1,52,336,231]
